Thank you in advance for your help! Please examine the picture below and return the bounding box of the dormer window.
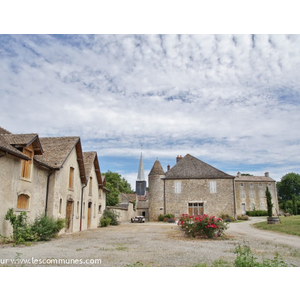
[21,147,33,179]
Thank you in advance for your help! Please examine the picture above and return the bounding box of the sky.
[1,3,300,191]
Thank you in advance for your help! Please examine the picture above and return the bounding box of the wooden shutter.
[21,148,33,178]
[69,167,74,189]
[17,194,29,209]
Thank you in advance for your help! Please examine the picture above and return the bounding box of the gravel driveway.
[1,217,300,267]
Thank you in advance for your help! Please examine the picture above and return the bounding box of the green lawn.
[253,215,300,237]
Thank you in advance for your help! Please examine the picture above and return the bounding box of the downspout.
[163,178,166,215]
[45,169,54,216]
[232,178,237,220]
[80,183,87,231]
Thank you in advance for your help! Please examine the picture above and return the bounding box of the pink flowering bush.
[177,214,228,238]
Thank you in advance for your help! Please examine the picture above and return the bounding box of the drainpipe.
[80,183,87,231]
[45,169,54,216]
[163,179,166,215]
[232,178,237,220]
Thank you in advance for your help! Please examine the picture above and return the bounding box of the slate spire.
[136,152,146,196]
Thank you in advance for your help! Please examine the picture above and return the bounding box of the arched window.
[17,194,29,210]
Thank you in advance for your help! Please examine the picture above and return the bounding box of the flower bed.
[177,214,228,238]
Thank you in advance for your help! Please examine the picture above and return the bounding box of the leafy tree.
[277,173,300,212]
[102,171,134,206]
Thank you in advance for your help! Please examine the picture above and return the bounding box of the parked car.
[131,216,145,223]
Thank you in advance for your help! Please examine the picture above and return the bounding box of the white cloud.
[1,34,300,183]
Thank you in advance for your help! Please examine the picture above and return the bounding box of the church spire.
[137,152,145,181]
[136,152,146,196]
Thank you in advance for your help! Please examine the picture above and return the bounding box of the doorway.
[66,200,74,232]
[87,202,92,228]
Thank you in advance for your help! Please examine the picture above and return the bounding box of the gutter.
[80,182,87,231]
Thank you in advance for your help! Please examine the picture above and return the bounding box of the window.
[250,190,255,199]
[210,181,217,193]
[17,194,29,210]
[259,183,262,187]
[94,204,96,218]
[240,183,244,186]
[260,202,265,210]
[21,148,33,179]
[251,203,255,211]
[83,202,86,218]
[76,201,79,218]
[69,167,74,189]
[240,190,246,199]
[241,203,246,214]
[188,202,204,215]
[89,177,93,195]
[174,181,181,194]
[259,190,264,198]
[98,205,102,214]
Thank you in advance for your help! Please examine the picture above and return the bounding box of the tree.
[277,172,300,212]
[102,171,134,206]
[265,186,273,217]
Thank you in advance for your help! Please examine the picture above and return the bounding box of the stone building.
[148,154,236,221]
[234,171,278,215]
[148,154,279,221]
[0,126,107,237]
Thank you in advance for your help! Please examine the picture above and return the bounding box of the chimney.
[237,172,241,178]
[265,172,269,177]
[176,155,183,164]
[167,164,170,171]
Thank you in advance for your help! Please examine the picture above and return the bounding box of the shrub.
[219,214,235,222]
[158,213,175,222]
[31,215,65,241]
[237,215,249,221]
[177,214,228,238]
[100,217,111,227]
[246,210,269,216]
[5,208,65,244]
[99,209,119,227]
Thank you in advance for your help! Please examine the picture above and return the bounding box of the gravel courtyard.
[1,217,300,267]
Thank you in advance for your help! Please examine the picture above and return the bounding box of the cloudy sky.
[1,33,300,189]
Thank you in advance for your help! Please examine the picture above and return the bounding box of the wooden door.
[66,201,73,230]
[87,202,92,228]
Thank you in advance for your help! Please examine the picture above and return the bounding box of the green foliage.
[158,213,175,222]
[266,186,273,217]
[246,210,269,216]
[234,245,288,267]
[100,217,111,227]
[31,215,65,241]
[277,172,300,211]
[103,171,134,206]
[237,215,249,220]
[4,208,65,244]
[178,214,228,238]
[219,214,235,222]
[99,209,119,227]
[5,208,37,244]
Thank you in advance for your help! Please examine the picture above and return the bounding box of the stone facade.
[148,154,279,221]
[0,126,107,237]
[235,172,278,215]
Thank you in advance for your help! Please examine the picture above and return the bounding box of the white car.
[131,216,145,223]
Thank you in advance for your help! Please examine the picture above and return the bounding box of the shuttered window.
[210,181,217,193]
[21,148,33,179]
[69,167,74,189]
[17,194,29,210]
[174,181,181,193]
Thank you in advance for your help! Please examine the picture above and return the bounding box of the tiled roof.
[83,151,103,188]
[149,160,165,176]
[0,135,30,160]
[1,134,43,155]
[165,154,234,179]
[0,126,11,134]
[235,175,275,182]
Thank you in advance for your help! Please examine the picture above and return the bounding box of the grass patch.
[253,215,300,237]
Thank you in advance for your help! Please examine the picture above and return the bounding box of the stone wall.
[107,202,135,223]
[164,178,235,219]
